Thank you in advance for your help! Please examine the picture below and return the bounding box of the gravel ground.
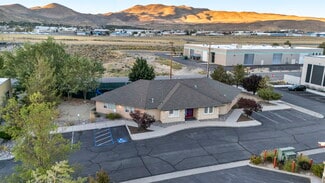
[55,98,95,126]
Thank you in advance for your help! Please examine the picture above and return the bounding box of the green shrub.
[0,131,12,140]
[283,160,298,172]
[297,155,311,171]
[106,113,122,120]
[260,150,276,163]
[311,163,324,178]
[257,88,282,101]
[250,155,262,165]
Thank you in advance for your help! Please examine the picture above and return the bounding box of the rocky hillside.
[1,3,325,31]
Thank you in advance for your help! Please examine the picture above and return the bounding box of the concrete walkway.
[55,99,323,140]
[56,109,262,140]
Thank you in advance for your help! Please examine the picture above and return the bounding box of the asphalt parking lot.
[275,88,325,115]
[58,108,325,182]
[277,87,325,103]
[1,90,324,182]
[156,166,309,183]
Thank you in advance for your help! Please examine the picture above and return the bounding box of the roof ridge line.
[143,80,151,109]
[157,82,181,110]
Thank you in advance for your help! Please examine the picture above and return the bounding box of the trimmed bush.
[283,160,298,172]
[311,163,324,178]
[260,150,276,163]
[237,98,262,116]
[297,155,311,171]
[106,113,122,120]
[0,131,11,140]
[257,88,282,101]
[250,155,262,165]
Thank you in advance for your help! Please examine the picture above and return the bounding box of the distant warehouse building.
[183,44,323,66]
[301,56,325,91]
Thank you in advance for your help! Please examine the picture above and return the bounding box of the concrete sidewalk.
[56,108,262,140]
[55,99,323,140]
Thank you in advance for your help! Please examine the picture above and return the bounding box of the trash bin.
[277,147,296,162]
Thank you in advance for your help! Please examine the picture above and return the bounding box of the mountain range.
[1,3,325,31]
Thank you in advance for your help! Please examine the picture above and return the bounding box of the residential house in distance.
[183,44,323,66]
[0,78,12,106]
[301,56,325,91]
[91,78,243,123]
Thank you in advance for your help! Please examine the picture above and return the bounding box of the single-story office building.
[183,44,323,66]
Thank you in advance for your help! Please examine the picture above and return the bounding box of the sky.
[1,0,325,18]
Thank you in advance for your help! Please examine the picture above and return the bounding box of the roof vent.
[194,85,198,88]
[151,98,154,103]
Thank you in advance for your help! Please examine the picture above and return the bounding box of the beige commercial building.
[183,44,323,66]
[0,78,12,106]
[92,78,242,123]
[301,56,325,91]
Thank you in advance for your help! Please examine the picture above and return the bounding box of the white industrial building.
[183,44,323,66]
[301,56,325,91]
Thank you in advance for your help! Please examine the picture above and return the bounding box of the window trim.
[104,103,116,110]
[168,110,180,118]
[204,107,214,114]
[125,106,134,113]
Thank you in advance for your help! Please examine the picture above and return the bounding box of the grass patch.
[156,58,183,70]
[127,126,152,134]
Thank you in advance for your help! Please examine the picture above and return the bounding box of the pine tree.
[26,55,59,103]
[232,64,246,87]
[128,57,155,82]
[210,65,233,85]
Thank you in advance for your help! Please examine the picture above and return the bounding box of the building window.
[168,110,179,117]
[244,54,254,65]
[305,64,312,83]
[311,65,324,86]
[104,103,116,110]
[272,53,282,64]
[125,106,134,113]
[204,107,214,114]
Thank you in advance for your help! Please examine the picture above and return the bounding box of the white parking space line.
[272,112,293,123]
[254,112,279,124]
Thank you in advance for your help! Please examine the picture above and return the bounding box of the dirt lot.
[3,33,325,77]
[66,46,204,77]
[55,98,95,126]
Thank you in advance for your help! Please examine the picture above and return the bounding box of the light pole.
[169,41,174,80]
[206,43,212,78]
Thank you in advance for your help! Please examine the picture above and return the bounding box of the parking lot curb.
[248,163,321,183]
[129,120,261,140]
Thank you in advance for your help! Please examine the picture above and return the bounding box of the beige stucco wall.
[160,109,185,123]
[95,102,162,120]
[0,78,11,106]
[196,107,219,120]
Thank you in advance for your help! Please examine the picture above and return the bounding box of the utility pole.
[207,43,211,78]
[169,41,174,80]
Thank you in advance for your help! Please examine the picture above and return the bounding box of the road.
[155,52,302,81]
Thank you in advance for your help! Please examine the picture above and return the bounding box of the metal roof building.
[183,44,323,66]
